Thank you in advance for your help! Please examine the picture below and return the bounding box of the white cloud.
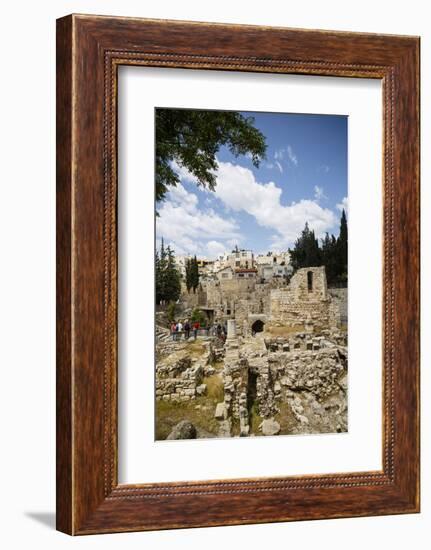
[206,240,227,258]
[314,185,327,201]
[336,196,348,213]
[274,145,298,168]
[163,158,339,255]
[170,159,199,185]
[156,181,242,257]
[274,149,283,161]
[287,145,298,166]
[212,161,337,249]
[265,160,282,173]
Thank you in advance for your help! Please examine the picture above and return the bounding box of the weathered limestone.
[215,402,228,420]
[166,420,197,440]
[227,319,237,338]
[269,267,341,332]
[328,288,348,324]
[156,265,348,439]
[196,383,207,396]
[261,418,281,436]
[155,347,205,402]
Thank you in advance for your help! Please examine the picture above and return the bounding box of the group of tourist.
[170,320,228,342]
[170,320,200,341]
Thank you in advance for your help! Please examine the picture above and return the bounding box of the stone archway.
[251,319,265,334]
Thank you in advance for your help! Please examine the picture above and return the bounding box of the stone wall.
[155,341,216,402]
[204,277,287,332]
[328,287,348,324]
[215,332,347,437]
[267,347,347,400]
[269,267,340,331]
[180,288,207,310]
[221,338,250,436]
[156,354,203,402]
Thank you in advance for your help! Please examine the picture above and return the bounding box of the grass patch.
[155,373,224,440]
[249,402,263,435]
[186,341,206,358]
[203,373,224,402]
[212,360,224,371]
[155,395,221,441]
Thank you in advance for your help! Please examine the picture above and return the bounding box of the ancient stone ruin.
[156,266,347,439]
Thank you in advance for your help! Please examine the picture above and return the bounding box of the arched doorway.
[251,319,265,334]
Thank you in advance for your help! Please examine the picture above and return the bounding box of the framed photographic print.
[56,14,420,534]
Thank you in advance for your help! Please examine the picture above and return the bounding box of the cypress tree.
[155,249,161,304]
[155,239,181,304]
[165,245,181,302]
[156,238,168,304]
[289,212,348,287]
[321,232,338,285]
[336,209,348,285]
[185,257,192,293]
[289,222,322,271]
[191,256,200,294]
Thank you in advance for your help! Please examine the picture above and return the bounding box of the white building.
[256,251,291,267]
[226,248,254,270]
[216,266,234,281]
[260,264,292,280]
[256,251,292,280]
[235,268,258,279]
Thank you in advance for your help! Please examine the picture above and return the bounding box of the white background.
[0,0,428,548]
[118,67,382,483]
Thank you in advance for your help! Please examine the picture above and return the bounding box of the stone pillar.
[227,319,237,339]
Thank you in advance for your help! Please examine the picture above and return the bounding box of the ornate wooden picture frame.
[56,14,420,535]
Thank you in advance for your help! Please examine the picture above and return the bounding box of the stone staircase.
[156,324,171,342]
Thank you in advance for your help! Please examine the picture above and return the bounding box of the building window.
[307,271,313,292]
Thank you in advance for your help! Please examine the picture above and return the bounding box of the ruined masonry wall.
[269,267,340,330]
[328,288,348,324]
[156,359,203,402]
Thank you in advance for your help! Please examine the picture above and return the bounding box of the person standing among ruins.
[176,320,183,340]
[193,321,200,340]
[184,320,191,340]
[170,322,176,341]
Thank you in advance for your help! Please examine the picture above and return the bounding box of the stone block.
[215,402,228,420]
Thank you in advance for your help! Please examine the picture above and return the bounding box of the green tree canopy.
[185,257,193,293]
[289,222,322,271]
[336,209,348,284]
[155,108,267,203]
[321,232,338,284]
[288,211,348,287]
[155,239,181,304]
[191,256,199,294]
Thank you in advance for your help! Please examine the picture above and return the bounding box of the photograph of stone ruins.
[155,108,348,440]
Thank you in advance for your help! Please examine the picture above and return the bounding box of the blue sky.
[156,110,348,259]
